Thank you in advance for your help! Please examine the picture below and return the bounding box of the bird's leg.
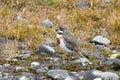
[78,52,83,58]
[67,52,74,64]
[60,53,69,64]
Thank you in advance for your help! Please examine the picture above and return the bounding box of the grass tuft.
[0,0,120,55]
[0,40,19,59]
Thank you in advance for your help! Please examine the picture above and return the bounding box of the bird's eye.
[59,27,63,31]
[59,27,62,30]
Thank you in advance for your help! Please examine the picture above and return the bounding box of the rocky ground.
[0,35,120,80]
[0,0,120,80]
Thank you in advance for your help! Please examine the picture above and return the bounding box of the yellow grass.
[0,0,120,58]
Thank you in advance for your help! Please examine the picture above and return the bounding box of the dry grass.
[0,0,120,58]
[0,40,19,59]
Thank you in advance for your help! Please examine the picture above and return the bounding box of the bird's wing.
[63,34,89,58]
[63,34,79,52]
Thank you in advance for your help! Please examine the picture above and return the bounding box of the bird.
[56,24,86,60]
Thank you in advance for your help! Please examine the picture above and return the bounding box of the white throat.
[57,34,63,38]
[57,30,63,34]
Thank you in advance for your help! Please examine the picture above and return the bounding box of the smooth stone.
[110,54,120,59]
[73,58,92,66]
[77,70,119,80]
[92,36,110,45]
[112,50,120,53]
[0,65,3,73]
[47,70,71,79]
[73,1,89,9]
[99,71,119,80]
[17,54,31,60]
[21,72,36,80]
[94,78,102,80]
[65,76,73,80]
[0,37,6,43]
[103,59,120,68]
[97,0,111,3]
[31,61,40,68]
[41,19,53,28]
[19,76,29,80]
[12,58,18,62]
[0,77,3,80]
[0,72,3,77]
[49,57,61,62]
[37,44,55,55]
[3,64,15,75]
[85,52,107,60]
[65,75,79,80]
[16,66,28,72]
[33,64,48,73]
[36,73,48,80]
[96,45,110,51]
[3,63,11,67]
[17,15,27,22]
[3,75,15,80]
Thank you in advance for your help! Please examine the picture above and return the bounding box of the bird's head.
[57,24,70,35]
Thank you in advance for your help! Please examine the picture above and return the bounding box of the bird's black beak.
[56,27,63,34]
[56,29,59,32]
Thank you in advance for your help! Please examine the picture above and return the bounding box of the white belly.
[59,38,73,53]
[57,34,73,53]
